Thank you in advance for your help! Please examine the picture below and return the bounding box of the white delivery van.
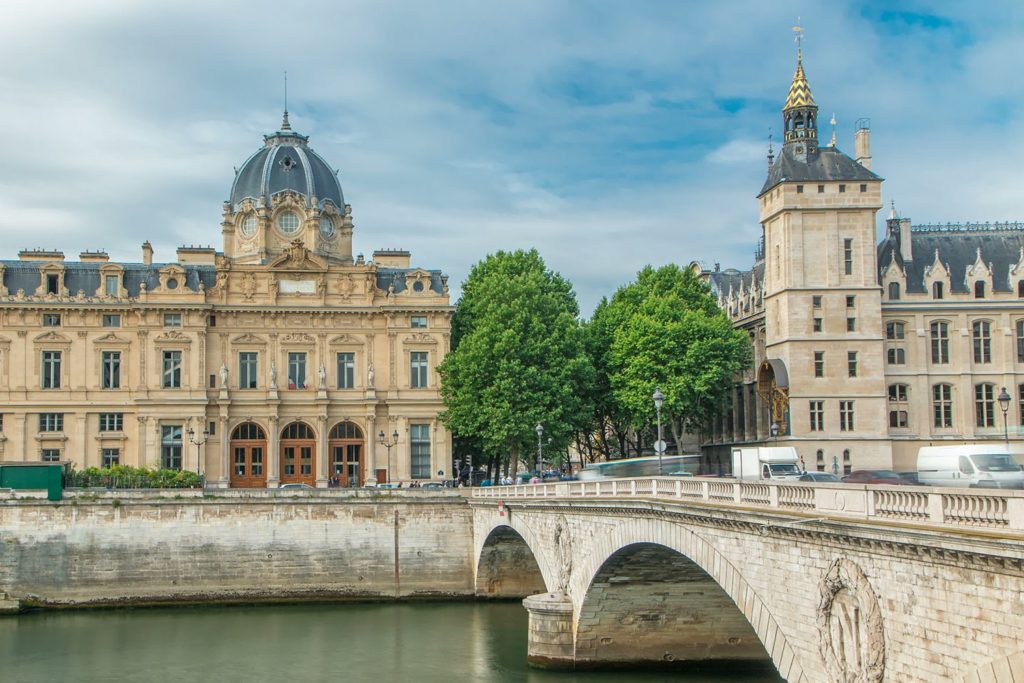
[917,445,1024,489]
[731,447,803,481]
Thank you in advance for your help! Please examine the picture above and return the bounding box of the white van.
[917,445,1024,489]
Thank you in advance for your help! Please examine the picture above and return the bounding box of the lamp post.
[770,422,779,444]
[535,424,544,479]
[998,386,1012,447]
[185,424,210,485]
[378,429,399,484]
[652,387,665,475]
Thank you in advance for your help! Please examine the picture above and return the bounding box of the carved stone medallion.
[817,558,885,683]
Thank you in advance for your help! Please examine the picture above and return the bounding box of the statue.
[367,362,375,388]
[317,276,327,297]
[318,364,327,389]
[269,362,278,388]
[219,363,229,388]
[269,276,279,297]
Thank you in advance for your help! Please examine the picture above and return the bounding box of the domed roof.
[229,112,344,211]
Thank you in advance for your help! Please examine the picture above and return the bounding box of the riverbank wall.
[0,491,474,608]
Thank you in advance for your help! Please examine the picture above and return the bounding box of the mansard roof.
[0,260,217,298]
[706,262,765,299]
[877,223,1024,294]
[760,144,880,195]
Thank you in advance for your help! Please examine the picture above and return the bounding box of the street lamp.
[185,424,210,485]
[535,423,544,479]
[998,386,1012,447]
[652,388,665,475]
[378,429,399,484]
[770,422,780,444]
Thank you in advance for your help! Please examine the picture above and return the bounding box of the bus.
[577,455,702,480]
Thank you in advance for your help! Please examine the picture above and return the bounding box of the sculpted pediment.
[154,330,192,344]
[404,332,438,345]
[328,333,362,345]
[93,332,131,345]
[33,331,72,344]
[231,333,267,346]
[269,239,328,271]
[280,333,316,345]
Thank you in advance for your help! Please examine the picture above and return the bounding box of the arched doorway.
[229,422,267,488]
[280,421,315,486]
[329,421,364,487]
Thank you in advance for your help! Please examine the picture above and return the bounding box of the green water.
[0,602,782,682]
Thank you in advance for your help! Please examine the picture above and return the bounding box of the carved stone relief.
[553,519,574,594]
[817,557,885,683]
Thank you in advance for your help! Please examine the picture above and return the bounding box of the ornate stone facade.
[0,115,453,487]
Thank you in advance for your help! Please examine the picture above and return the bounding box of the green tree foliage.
[605,265,751,451]
[66,465,202,489]
[439,250,594,474]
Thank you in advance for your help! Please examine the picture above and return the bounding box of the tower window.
[814,351,824,378]
[847,317,856,332]
[796,185,804,194]
[847,351,858,377]
[817,185,825,193]
[859,184,867,193]
[813,317,823,332]
[843,239,853,275]
[812,295,822,309]
[846,295,856,308]
[839,184,846,193]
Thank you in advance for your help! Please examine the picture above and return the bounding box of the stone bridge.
[469,478,1024,683]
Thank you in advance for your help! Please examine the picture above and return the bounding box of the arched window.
[281,422,314,439]
[930,321,950,364]
[885,321,905,340]
[842,449,851,475]
[815,449,825,472]
[933,281,944,299]
[329,421,364,440]
[888,282,901,300]
[231,422,266,441]
[972,320,992,363]
[932,384,953,428]
[974,280,986,298]
[975,383,996,428]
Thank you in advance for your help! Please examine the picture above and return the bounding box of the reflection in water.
[0,602,781,683]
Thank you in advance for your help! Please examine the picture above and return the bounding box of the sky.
[1,1,1023,316]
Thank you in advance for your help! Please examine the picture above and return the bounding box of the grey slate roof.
[376,268,447,295]
[760,144,881,195]
[230,130,344,211]
[1,261,216,298]
[878,225,1024,294]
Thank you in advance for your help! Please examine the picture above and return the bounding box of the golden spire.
[784,22,816,111]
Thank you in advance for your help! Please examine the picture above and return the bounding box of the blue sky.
[1,1,1022,314]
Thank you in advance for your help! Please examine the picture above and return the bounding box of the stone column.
[523,592,575,670]
[366,412,378,484]
[267,415,280,488]
[14,414,26,462]
[136,416,148,467]
[219,414,230,488]
[316,412,329,488]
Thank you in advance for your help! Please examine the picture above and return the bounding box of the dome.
[229,113,344,211]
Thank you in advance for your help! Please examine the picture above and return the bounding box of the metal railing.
[470,477,1024,532]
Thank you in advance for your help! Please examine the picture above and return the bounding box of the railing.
[470,477,1024,532]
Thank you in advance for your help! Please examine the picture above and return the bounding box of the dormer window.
[45,274,59,294]
[1018,281,1024,298]
[105,275,119,297]
[888,282,901,300]
[933,282,944,299]
[240,215,258,237]
[974,281,985,299]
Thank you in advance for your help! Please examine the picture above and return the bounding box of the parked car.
[279,483,313,489]
[841,470,913,485]
[668,471,695,477]
[420,481,445,489]
[896,471,923,485]
[799,472,840,483]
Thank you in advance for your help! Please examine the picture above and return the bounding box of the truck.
[917,445,1024,489]
[731,447,803,481]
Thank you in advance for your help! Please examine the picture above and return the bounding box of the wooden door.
[280,441,316,486]
[230,443,267,488]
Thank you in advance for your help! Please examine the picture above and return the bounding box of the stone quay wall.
[0,491,474,607]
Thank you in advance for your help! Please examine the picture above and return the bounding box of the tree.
[439,250,594,474]
[606,265,751,451]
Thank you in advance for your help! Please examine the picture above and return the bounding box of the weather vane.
[793,19,804,59]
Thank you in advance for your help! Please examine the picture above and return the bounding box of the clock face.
[277,211,300,235]
[319,216,334,238]
[241,215,257,236]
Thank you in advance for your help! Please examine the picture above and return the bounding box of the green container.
[0,462,66,501]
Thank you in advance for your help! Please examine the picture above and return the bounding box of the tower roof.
[783,55,816,111]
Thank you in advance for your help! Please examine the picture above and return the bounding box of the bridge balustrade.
[471,477,1024,532]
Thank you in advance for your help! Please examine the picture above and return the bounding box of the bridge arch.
[475,525,547,598]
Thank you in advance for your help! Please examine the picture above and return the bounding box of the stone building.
[0,113,453,487]
[697,48,1024,473]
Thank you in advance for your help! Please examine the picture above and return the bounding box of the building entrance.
[280,421,316,486]
[229,422,267,488]
[329,421,364,487]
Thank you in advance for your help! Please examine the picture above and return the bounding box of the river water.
[0,602,781,682]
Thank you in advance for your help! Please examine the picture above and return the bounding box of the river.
[0,602,782,682]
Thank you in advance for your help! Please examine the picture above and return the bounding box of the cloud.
[0,1,1022,316]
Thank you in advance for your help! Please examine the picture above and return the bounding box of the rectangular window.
[162,350,182,388]
[101,351,121,389]
[410,316,428,329]
[160,425,183,470]
[1019,385,1024,427]
[846,295,856,308]
[843,238,853,275]
[42,314,61,327]
[813,317,823,332]
[39,413,64,432]
[163,313,182,327]
[796,185,804,193]
[0,414,4,432]
[859,184,867,192]
[839,401,855,432]
[813,351,824,378]
[847,351,857,377]
[817,184,825,193]
[336,352,355,389]
[45,273,59,294]
[410,351,429,388]
[933,384,953,428]
[889,409,908,429]
[839,184,846,193]
[972,321,992,363]
[105,275,119,297]
[42,350,61,389]
[887,347,906,365]
[888,384,908,402]
[102,314,121,328]
[847,318,856,332]
[812,295,822,309]
[209,315,216,327]
[41,448,61,462]
[102,448,120,468]
[209,421,216,436]
[410,423,431,479]
[239,352,258,389]
[809,401,824,432]
[288,352,307,389]
[930,322,949,364]
[99,413,123,432]
[1017,321,1024,363]
[885,322,905,340]
[975,384,995,428]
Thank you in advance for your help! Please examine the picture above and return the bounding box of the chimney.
[142,241,153,265]
[899,218,912,262]
[854,118,871,169]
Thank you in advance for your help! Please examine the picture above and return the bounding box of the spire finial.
[793,19,804,62]
[767,128,775,169]
[281,70,291,131]
[829,113,837,147]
